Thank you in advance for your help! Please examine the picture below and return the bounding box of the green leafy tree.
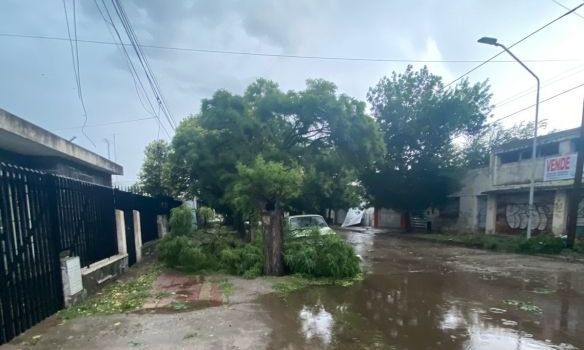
[362,65,492,223]
[138,140,171,196]
[228,156,303,275]
[168,79,384,274]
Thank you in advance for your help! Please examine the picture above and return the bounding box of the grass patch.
[413,233,584,256]
[218,278,235,300]
[270,274,363,295]
[59,266,159,319]
[504,299,543,314]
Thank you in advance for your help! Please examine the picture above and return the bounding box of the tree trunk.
[262,203,284,276]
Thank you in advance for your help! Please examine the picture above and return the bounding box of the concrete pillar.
[60,256,85,307]
[552,190,569,236]
[485,194,497,235]
[133,210,143,263]
[157,215,169,238]
[115,210,127,255]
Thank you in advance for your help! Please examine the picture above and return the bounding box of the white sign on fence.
[543,153,577,181]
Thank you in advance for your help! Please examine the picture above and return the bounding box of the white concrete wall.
[377,208,401,228]
[494,158,546,186]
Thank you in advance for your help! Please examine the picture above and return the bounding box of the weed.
[284,230,360,278]
[504,299,542,314]
[219,279,235,300]
[59,266,159,319]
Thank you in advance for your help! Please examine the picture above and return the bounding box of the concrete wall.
[450,167,491,232]
[494,158,546,186]
[377,208,401,228]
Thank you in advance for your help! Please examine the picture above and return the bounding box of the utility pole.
[103,138,111,160]
[566,98,584,249]
[477,36,540,238]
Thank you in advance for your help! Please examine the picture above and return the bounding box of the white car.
[287,214,336,238]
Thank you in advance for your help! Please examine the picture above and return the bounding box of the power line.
[62,0,95,147]
[110,0,176,130]
[493,64,584,108]
[0,32,581,64]
[550,0,584,20]
[444,2,584,89]
[94,0,170,138]
[93,0,156,120]
[52,116,156,131]
[491,81,584,123]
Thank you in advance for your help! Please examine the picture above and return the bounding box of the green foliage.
[220,242,264,278]
[158,227,263,278]
[516,235,565,255]
[158,235,194,268]
[363,65,492,212]
[284,229,360,278]
[228,156,303,212]
[138,140,171,196]
[197,206,215,227]
[574,239,584,254]
[416,233,569,255]
[168,78,384,218]
[59,265,158,319]
[169,204,193,236]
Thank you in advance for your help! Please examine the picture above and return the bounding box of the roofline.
[0,108,123,175]
[494,127,580,154]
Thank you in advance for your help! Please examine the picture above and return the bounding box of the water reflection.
[262,234,584,349]
[299,304,334,346]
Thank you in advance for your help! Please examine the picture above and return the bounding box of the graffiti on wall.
[505,203,553,231]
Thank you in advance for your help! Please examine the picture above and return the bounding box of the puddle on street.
[261,233,584,349]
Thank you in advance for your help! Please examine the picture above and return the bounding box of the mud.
[4,231,584,350]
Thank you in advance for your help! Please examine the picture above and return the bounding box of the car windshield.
[289,216,328,230]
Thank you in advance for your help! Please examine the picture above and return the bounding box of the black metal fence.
[0,163,180,344]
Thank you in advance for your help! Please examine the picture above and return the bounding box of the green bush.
[169,204,193,236]
[516,235,565,255]
[220,242,263,278]
[158,235,193,268]
[178,246,211,272]
[197,206,215,227]
[574,240,584,254]
[284,230,360,279]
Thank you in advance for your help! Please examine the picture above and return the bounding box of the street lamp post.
[478,37,540,239]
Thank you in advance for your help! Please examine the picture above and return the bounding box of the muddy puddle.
[260,232,584,349]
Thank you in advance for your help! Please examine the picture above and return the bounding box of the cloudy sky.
[0,0,582,183]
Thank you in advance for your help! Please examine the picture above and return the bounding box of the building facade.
[453,127,584,236]
[0,108,122,186]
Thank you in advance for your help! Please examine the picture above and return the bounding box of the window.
[499,151,519,164]
[538,142,559,157]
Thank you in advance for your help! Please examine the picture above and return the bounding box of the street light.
[478,36,540,239]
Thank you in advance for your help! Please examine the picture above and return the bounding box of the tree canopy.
[138,139,171,196]
[168,78,385,217]
[362,65,493,212]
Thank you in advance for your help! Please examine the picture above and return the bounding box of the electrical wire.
[444,2,584,89]
[490,81,584,123]
[95,0,170,138]
[93,0,158,119]
[62,0,95,147]
[0,32,581,64]
[493,64,584,108]
[110,0,176,130]
[52,116,156,131]
[550,0,584,20]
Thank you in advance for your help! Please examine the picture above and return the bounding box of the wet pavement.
[261,231,584,349]
[4,231,584,350]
